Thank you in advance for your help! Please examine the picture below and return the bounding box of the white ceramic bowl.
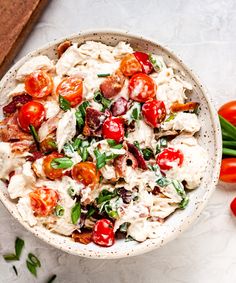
[0,30,222,259]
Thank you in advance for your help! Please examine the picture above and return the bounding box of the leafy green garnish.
[55,205,65,217]
[94,148,107,169]
[149,54,165,71]
[26,253,41,277]
[172,180,189,209]
[87,206,96,218]
[156,177,171,187]
[126,102,141,123]
[3,237,24,261]
[28,253,41,268]
[72,138,82,151]
[29,124,40,151]
[51,157,73,169]
[3,254,18,261]
[107,139,117,147]
[165,114,176,122]
[75,101,90,128]
[94,90,111,111]
[59,95,71,111]
[142,148,154,160]
[97,73,110,77]
[71,203,81,224]
[96,189,117,205]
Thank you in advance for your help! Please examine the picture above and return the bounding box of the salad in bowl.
[0,31,220,257]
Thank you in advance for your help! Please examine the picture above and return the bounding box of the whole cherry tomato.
[120,54,142,77]
[220,158,236,183]
[142,100,166,128]
[25,70,53,98]
[72,161,100,189]
[230,197,236,216]
[56,77,83,107]
[133,51,153,74]
[17,101,45,132]
[128,73,156,102]
[29,187,59,216]
[218,101,236,125]
[102,117,124,143]
[92,219,115,247]
[156,148,184,170]
[43,152,64,180]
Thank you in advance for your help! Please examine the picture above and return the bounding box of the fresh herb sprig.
[3,237,24,261]
[59,95,71,111]
[51,157,73,169]
[94,90,111,111]
[26,253,41,277]
[71,203,81,224]
[75,101,89,128]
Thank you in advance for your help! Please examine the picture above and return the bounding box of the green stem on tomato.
[222,147,236,157]
[223,141,236,148]
[219,115,236,140]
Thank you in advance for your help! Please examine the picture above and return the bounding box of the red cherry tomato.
[220,158,236,183]
[17,101,45,132]
[230,197,236,216]
[72,162,100,189]
[218,101,236,125]
[43,152,64,180]
[92,219,115,247]
[133,51,153,74]
[29,187,59,216]
[156,148,184,170]
[56,77,83,107]
[25,70,53,98]
[102,117,124,143]
[120,54,142,77]
[128,73,156,102]
[142,100,166,128]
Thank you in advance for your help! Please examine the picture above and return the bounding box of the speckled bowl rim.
[0,29,222,259]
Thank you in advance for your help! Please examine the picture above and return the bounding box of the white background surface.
[0,0,236,282]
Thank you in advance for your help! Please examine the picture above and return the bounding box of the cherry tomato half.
[102,117,124,143]
[156,148,184,170]
[72,161,100,189]
[56,77,83,107]
[92,219,115,247]
[218,101,236,125]
[142,100,166,128]
[128,73,156,103]
[220,158,236,183]
[17,101,45,132]
[230,197,236,216]
[25,70,53,98]
[43,152,64,180]
[29,187,59,216]
[133,51,153,74]
[120,53,142,77]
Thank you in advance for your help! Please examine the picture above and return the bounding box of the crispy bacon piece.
[3,93,32,116]
[57,40,72,58]
[170,102,199,113]
[100,69,125,99]
[110,97,128,116]
[83,107,106,137]
[27,151,44,162]
[0,112,32,142]
[114,151,138,178]
[72,230,93,245]
[126,142,147,170]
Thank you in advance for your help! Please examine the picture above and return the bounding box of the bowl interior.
[0,31,222,259]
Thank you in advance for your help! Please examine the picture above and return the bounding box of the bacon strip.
[83,107,106,137]
[3,93,32,116]
[57,40,72,58]
[72,230,92,245]
[100,70,125,99]
[126,142,147,170]
[170,102,199,113]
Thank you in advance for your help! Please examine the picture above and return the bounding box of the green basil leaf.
[55,205,65,217]
[51,157,73,169]
[112,144,123,149]
[59,95,71,111]
[26,260,37,277]
[107,139,117,147]
[3,253,18,261]
[94,148,106,169]
[94,90,111,111]
[130,103,141,122]
[15,237,24,260]
[97,189,117,204]
[28,253,41,267]
[71,203,81,224]
[29,124,40,151]
[75,101,89,127]
[97,73,110,77]
[47,274,57,283]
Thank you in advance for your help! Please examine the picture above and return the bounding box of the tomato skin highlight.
[29,187,59,216]
[220,158,236,183]
[133,51,153,74]
[120,53,142,77]
[230,197,236,216]
[17,101,45,132]
[25,70,53,98]
[43,152,64,180]
[102,117,124,143]
[92,219,115,247]
[218,101,236,125]
[72,162,100,189]
[56,77,83,107]
[128,73,156,103]
[142,100,166,128]
[156,148,184,170]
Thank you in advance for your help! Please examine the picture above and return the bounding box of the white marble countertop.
[1,0,236,282]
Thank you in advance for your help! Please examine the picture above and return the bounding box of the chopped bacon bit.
[114,152,138,178]
[170,102,199,113]
[27,151,44,162]
[57,40,72,58]
[3,93,32,116]
[111,97,128,116]
[126,142,147,170]
[72,230,93,245]
[83,107,106,137]
[100,70,125,99]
